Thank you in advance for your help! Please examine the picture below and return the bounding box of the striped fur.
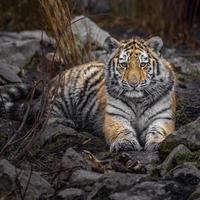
[0,37,176,151]
[0,84,41,121]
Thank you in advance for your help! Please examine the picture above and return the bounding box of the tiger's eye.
[140,63,145,67]
[140,63,148,70]
[120,62,128,69]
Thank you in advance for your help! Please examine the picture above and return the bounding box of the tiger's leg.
[104,113,142,152]
[143,119,175,151]
[143,92,176,151]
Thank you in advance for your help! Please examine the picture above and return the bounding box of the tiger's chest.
[131,93,172,132]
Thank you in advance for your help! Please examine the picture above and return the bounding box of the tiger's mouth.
[121,79,151,91]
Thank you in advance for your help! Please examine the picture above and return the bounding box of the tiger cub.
[0,36,176,151]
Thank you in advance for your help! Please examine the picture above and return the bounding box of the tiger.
[0,36,176,152]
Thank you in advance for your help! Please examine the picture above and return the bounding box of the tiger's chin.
[123,84,150,98]
[124,89,145,98]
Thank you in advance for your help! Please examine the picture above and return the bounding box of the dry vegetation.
[40,0,82,67]
[0,0,79,161]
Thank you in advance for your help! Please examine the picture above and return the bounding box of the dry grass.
[0,0,84,161]
[40,0,82,67]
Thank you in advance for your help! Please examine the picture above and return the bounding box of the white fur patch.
[119,50,129,64]
[139,51,149,64]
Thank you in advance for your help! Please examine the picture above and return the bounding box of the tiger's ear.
[104,37,121,54]
[145,36,163,54]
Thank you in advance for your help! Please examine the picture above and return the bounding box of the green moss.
[188,188,200,200]
[175,151,200,169]
[149,166,161,177]
[175,103,190,125]
[177,74,186,82]
[175,110,189,123]
[43,135,77,152]
[175,98,191,129]
[159,140,178,160]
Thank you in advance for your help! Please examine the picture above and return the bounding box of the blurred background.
[0,0,200,47]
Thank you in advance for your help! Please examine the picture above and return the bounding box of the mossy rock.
[175,100,190,128]
[158,144,191,176]
[159,140,179,160]
[159,117,200,160]
[189,187,200,200]
[175,151,200,169]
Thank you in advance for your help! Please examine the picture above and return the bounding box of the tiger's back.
[48,62,107,134]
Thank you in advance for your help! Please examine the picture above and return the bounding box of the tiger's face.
[117,40,154,89]
[106,37,168,98]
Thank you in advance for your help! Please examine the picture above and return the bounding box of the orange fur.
[103,114,127,144]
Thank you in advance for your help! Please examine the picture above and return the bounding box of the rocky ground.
[0,25,200,200]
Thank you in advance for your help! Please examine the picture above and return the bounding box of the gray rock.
[71,16,111,48]
[114,151,159,174]
[0,63,22,83]
[0,30,54,79]
[170,56,200,74]
[162,47,176,58]
[159,117,200,157]
[41,123,77,144]
[190,62,200,74]
[0,32,23,40]
[69,169,102,187]
[110,181,167,200]
[59,148,91,182]
[0,30,54,44]
[20,30,55,43]
[0,77,6,84]
[0,39,40,68]
[189,184,200,200]
[0,159,54,200]
[124,151,159,165]
[2,62,21,74]
[158,144,191,176]
[98,53,109,63]
[61,148,91,171]
[15,39,41,61]
[88,172,146,199]
[91,50,110,63]
[110,180,193,200]
[57,188,85,200]
[168,164,200,185]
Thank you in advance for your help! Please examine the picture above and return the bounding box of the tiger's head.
[105,36,174,98]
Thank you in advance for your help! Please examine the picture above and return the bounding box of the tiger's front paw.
[144,131,165,151]
[144,141,160,151]
[110,138,142,153]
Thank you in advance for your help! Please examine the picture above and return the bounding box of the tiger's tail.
[0,83,42,122]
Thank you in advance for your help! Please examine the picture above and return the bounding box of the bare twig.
[22,162,33,200]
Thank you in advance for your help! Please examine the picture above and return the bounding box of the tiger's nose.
[129,80,138,88]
